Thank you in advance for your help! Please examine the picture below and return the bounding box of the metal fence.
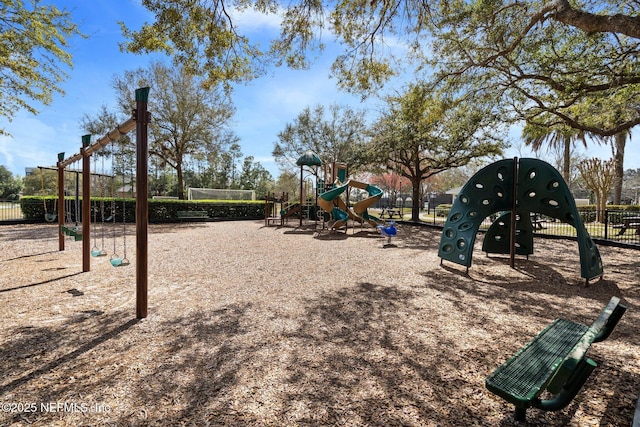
[420,207,640,248]
[0,198,27,223]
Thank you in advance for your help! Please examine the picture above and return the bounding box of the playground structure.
[263,152,384,232]
[315,161,384,232]
[264,192,290,226]
[54,87,151,318]
[264,151,321,227]
[438,157,603,283]
[38,166,60,223]
[39,163,115,241]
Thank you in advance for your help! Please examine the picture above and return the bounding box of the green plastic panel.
[337,167,348,184]
[438,159,515,267]
[438,158,603,281]
[482,211,534,256]
[516,158,603,280]
[135,86,150,102]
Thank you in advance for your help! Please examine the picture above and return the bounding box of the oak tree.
[116,62,238,199]
[366,82,506,221]
[272,104,368,173]
[0,0,83,134]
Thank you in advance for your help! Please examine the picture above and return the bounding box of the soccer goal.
[187,188,256,201]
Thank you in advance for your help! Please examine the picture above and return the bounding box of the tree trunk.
[595,193,606,223]
[411,177,421,221]
[176,162,185,200]
[613,132,626,204]
[562,135,571,186]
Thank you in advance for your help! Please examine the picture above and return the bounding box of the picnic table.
[530,213,546,230]
[380,207,402,219]
[614,216,640,235]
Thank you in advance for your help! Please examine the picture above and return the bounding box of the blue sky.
[0,0,638,180]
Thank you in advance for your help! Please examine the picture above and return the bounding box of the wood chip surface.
[0,220,638,426]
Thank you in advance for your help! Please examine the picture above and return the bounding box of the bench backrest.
[547,296,626,394]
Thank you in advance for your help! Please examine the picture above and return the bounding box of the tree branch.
[552,0,640,39]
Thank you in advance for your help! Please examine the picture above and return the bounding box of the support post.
[299,165,303,227]
[81,135,91,272]
[509,157,518,269]
[57,153,65,252]
[135,87,151,319]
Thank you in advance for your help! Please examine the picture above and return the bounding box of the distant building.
[116,184,136,198]
[444,187,461,203]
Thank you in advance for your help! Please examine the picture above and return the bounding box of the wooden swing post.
[57,152,65,252]
[82,135,91,272]
[135,87,151,319]
[56,87,150,319]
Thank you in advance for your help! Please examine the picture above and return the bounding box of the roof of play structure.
[296,151,322,167]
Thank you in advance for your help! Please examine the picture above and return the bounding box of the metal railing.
[0,198,27,222]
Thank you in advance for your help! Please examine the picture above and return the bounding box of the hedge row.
[19,197,266,223]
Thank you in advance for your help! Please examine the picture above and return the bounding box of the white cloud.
[0,138,14,171]
[229,7,283,33]
[0,115,60,174]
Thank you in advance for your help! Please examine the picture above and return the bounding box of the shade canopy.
[296,150,322,166]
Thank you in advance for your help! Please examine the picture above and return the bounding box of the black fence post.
[604,209,609,240]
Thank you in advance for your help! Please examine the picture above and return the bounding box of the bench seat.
[486,296,626,421]
[486,318,587,408]
[265,216,281,226]
[176,210,210,221]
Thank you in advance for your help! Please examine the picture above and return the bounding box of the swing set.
[38,167,57,223]
[55,87,151,319]
[90,153,108,258]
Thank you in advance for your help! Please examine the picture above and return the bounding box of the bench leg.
[514,407,527,422]
[532,358,596,412]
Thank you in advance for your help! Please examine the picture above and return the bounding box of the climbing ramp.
[438,158,603,282]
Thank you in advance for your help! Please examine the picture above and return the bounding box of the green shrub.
[435,204,452,217]
[20,197,266,222]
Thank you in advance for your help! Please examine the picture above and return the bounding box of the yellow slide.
[350,180,383,227]
[317,179,383,229]
[317,181,350,229]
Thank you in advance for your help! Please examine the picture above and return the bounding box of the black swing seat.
[485,296,626,421]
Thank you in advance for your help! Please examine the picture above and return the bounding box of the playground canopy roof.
[296,151,322,167]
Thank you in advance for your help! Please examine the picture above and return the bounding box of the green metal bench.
[176,210,210,221]
[486,296,626,421]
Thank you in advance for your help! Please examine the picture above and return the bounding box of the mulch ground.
[0,220,638,426]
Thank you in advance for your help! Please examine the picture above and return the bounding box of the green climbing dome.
[438,158,603,281]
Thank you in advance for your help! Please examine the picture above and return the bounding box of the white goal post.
[187,188,256,201]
